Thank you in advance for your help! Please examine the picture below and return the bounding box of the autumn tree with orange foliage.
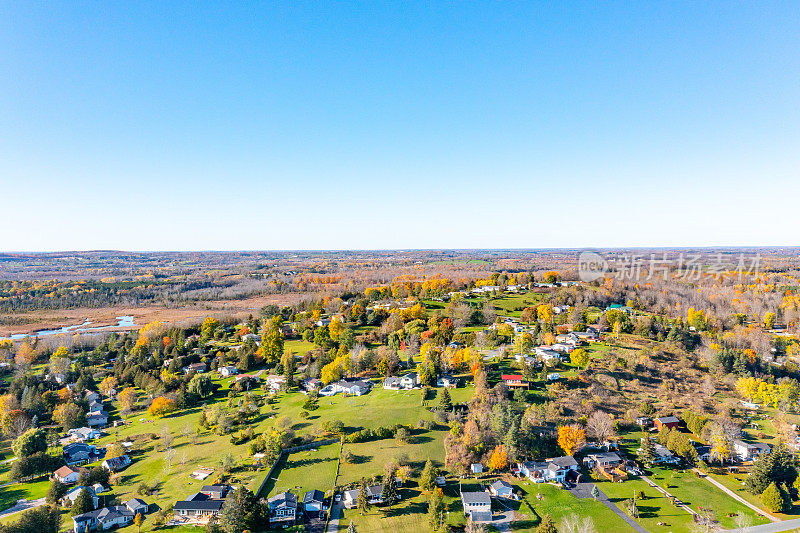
[148,397,177,418]
[488,445,508,471]
[557,425,586,456]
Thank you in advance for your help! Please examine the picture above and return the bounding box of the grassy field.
[284,339,316,357]
[512,480,635,532]
[490,293,548,319]
[260,442,340,498]
[337,429,447,486]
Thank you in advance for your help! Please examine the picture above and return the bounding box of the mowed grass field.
[261,442,340,498]
[512,481,636,533]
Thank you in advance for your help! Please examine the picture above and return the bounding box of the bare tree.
[559,513,598,533]
[586,411,615,443]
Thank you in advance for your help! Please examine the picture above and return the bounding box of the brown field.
[0,293,308,337]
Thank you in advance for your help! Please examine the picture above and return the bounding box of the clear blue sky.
[2,2,798,251]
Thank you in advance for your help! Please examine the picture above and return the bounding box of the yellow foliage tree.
[488,445,508,471]
[557,425,586,455]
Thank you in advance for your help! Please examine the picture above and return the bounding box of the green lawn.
[490,293,547,319]
[284,339,316,358]
[512,481,635,532]
[260,442,340,498]
[338,429,447,486]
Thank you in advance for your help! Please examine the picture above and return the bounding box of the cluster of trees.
[444,369,559,474]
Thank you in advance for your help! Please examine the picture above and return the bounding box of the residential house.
[268,491,297,525]
[102,454,132,472]
[85,391,101,404]
[218,366,239,378]
[183,362,207,374]
[437,374,459,388]
[242,333,261,345]
[489,480,514,499]
[63,442,99,465]
[68,427,101,442]
[53,465,82,485]
[584,452,623,470]
[199,485,230,500]
[636,417,652,427]
[87,411,109,428]
[173,499,224,520]
[653,444,680,465]
[383,372,418,390]
[325,378,372,396]
[654,416,680,431]
[303,489,325,517]
[551,343,575,354]
[88,401,104,414]
[343,485,383,508]
[125,498,149,516]
[264,374,287,392]
[62,486,99,509]
[72,504,140,533]
[460,490,491,522]
[471,463,483,474]
[546,373,560,381]
[501,375,530,389]
[518,456,579,483]
[733,440,771,461]
[535,347,562,362]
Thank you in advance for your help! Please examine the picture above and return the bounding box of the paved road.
[492,497,515,532]
[569,482,649,533]
[0,497,46,519]
[326,501,343,532]
[730,518,800,532]
[692,468,779,523]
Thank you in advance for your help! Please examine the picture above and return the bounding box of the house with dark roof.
[518,456,579,483]
[199,484,230,500]
[63,442,100,465]
[268,491,297,525]
[489,480,514,499]
[102,454,131,472]
[733,440,771,462]
[173,492,224,520]
[87,411,109,428]
[303,489,325,516]
[72,499,149,533]
[654,416,680,431]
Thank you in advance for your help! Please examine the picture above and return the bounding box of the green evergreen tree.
[382,467,398,510]
[761,482,788,513]
[347,520,357,533]
[71,488,94,515]
[438,388,452,411]
[637,437,656,466]
[357,478,369,514]
[745,443,797,495]
[427,490,445,531]
[46,478,66,504]
[419,459,437,492]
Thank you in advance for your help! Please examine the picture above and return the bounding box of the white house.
[218,366,239,378]
[343,485,383,508]
[460,490,491,522]
[518,456,578,483]
[733,440,771,461]
[68,427,101,442]
[546,373,560,381]
[383,372,418,390]
[437,374,459,388]
[53,465,81,485]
